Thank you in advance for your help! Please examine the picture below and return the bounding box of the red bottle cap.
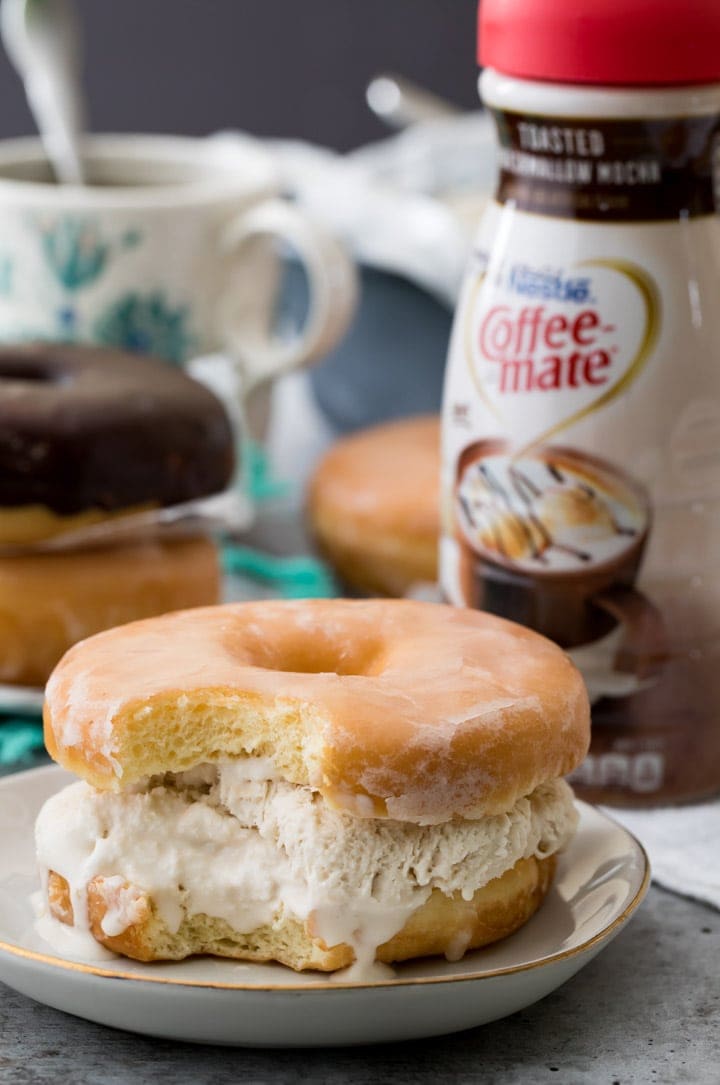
[479,0,720,86]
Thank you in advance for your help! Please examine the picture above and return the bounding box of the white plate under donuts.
[0,766,649,1047]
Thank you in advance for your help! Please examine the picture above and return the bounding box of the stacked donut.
[0,343,235,686]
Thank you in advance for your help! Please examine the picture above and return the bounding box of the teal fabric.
[222,543,338,599]
[0,719,44,765]
[243,440,291,503]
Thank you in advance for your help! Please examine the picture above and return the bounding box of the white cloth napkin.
[608,802,720,910]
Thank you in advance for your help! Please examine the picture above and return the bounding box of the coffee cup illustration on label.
[454,439,660,652]
[451,435,670,731]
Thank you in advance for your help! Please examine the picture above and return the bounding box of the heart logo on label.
[464,258,661,451]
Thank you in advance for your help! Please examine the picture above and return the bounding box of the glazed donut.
[308,415,440,596]
[0,343,234,545]
[43,598,589,816]
[0,537,221,687]
[37,599,588,972]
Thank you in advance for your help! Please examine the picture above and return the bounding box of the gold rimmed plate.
[0,765,649,1046]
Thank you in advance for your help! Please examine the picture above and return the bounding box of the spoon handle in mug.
[1,0,87,184]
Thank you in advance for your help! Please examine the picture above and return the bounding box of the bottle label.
[441,113,720,803]
[494,110,720,221]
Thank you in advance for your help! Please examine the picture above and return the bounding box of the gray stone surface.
[0,886,717,1084]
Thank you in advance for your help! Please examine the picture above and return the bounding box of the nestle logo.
[508,264,592,304]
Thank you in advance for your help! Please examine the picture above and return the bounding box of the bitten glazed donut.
[37,599,589,973]
[0,537,221,688]
[308,416,440,596]
[0,343,234,544]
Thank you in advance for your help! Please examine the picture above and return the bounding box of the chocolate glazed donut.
[0,343,235,517]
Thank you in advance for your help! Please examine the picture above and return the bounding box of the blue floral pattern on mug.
[35,216,142,291]
[93,292,195,364]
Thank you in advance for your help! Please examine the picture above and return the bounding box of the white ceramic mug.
[0,133,357,400]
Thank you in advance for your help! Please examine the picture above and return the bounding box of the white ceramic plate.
[0,765,649,1047]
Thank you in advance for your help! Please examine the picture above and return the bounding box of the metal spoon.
[366,73,460,130]
[1,0,86,183]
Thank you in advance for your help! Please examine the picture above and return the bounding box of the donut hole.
[241,627,387,677]
[0,358,65,384]
[269,642,383,676]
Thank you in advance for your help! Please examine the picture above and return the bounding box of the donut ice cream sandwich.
[36,599,590,973]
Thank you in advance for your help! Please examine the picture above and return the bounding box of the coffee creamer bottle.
[441,0,720,804]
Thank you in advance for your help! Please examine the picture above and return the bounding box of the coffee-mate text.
[479,305,613,393]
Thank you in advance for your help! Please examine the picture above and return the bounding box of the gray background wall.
[0,0,479,151]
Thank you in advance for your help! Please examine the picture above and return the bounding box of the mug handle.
[217,197,358,428]
[593,586,667,679]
